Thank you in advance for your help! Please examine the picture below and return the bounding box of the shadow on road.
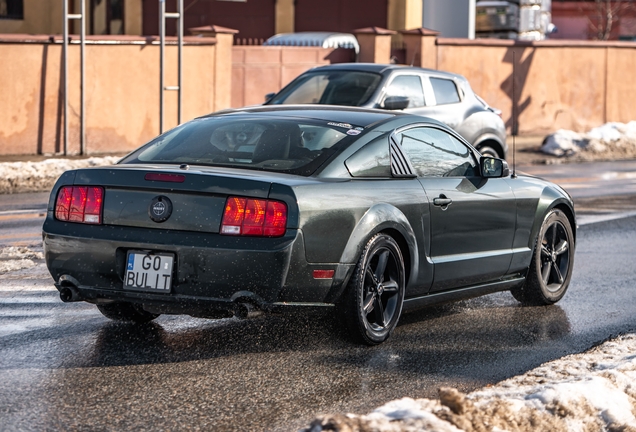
[1,289,572,387]
[71,295,572,376]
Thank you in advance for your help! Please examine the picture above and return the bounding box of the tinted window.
[0,0,23,19]
[385,75,425,108]
[120,117,356,176]
[430,77,461,105]
[397,127,477,177]
[268,71,382,106]
[345,136,390,177]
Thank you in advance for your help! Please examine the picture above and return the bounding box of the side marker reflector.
[313,270,335,279]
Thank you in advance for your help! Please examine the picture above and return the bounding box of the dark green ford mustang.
[43,106,575,345]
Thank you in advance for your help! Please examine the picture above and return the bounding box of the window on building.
[90,0,124,35]
[0,0,24,20]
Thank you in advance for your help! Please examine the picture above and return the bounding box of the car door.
[393,125,516,292]
[421,76,468,129]
[380,73,428,111]
[344,133,434,298]
[380,74,466,127]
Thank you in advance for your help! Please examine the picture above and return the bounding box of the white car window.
[430,78,461,105]
[385,75,425,108]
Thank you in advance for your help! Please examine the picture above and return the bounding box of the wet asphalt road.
[1,161,636,431]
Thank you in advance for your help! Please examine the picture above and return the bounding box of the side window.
[345,136,391,177]
[430,78,461,105]
[396,127,477,177]
[385,75,425,108]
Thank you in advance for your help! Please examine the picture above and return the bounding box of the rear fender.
[473,132,505,150]
[325,203,419,303]
[455,111,506,146]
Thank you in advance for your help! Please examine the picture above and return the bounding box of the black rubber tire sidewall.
[342,234,405,345]
[513,209,574,305]
[477,145,500,159]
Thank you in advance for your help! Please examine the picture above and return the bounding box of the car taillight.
[55,186,104,224]
[221,196,287,237]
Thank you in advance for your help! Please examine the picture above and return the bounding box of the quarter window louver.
[390,136,416,178]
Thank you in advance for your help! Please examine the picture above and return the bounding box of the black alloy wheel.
[97,302,160,324]
[512,209,574,305]
[342,233,405,345]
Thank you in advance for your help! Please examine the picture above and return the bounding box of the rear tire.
[476,144,500,159]
[97,302,159,324]
[341,234,405,345]
[512,209,574,305]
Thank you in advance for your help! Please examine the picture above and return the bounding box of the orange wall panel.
[0,37,229,156]
[437,39,624,135]
[231,46,340,108]
[606,47,636,122]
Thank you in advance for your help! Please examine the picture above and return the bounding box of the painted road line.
[0,232,42,240]
[0,209,47,215]
[0,213,46,222]
[578,211,636,226]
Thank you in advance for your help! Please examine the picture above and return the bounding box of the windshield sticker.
[327,122,352,129]
[347,129,361,136]
[354,127,364,131]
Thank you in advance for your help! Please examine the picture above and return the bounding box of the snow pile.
[304,334,636,432]
[0,156,119,194]
[542,122,636,160]
[0,246,44,273]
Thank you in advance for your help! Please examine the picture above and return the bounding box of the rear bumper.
[43,216,338,312]
[54,282,334,318]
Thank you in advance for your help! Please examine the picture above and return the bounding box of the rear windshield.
[119,116,360,176]
[267,71,382,106]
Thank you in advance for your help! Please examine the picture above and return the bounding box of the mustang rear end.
[42,166,329,319]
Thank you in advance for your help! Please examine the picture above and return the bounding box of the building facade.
[552,0,636,40]
[0,0,422,40]
[0,0,142,35]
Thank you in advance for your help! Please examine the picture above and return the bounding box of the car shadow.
[74,292,572,374]
[81,309,351,368]
[1,287,573,384]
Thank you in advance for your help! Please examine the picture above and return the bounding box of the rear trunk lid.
[68,164,305,233]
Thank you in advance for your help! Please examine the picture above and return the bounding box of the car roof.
[305,63,467,81]
[207,105,404,128]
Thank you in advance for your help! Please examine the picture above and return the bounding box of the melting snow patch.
[0,156,119,194]
[0,246,44,261]
[542,122,636,161]
[0,259,36,273]
[0,246,44,274]
[303,334,636,432]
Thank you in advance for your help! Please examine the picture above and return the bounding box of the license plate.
[124,251,174,292]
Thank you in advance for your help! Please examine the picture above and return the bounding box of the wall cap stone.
[0,34,217,45]
[437,37,636,48]
[189,25,240,35]
[401,27,440,36]
[352,27,397,35]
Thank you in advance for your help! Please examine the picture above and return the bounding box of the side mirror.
[480,156,509,178]
[382,95,410,110]
[264,92,276,103]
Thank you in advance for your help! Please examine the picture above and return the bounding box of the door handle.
[433,195,452,210]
